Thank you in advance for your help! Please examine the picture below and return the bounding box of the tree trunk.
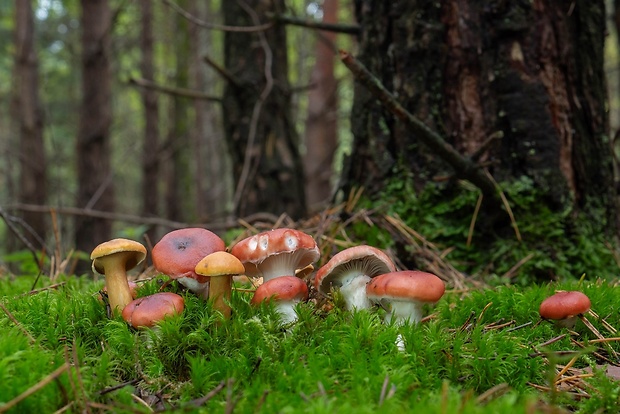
[164,0,192,223]
[222,0,306,219]
[304,0,339,211]
[343,0,616,233]
[13,0,47,248]
[140,0,160,244]
[75,0,114,257]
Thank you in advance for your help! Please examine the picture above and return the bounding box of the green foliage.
[375,175,620,284]
[1,274,620,412]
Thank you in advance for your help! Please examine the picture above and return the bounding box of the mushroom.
[539,290,591,328]
[99,280,139,303]
[122,292,185,328]
[194,251,245,319]
[91,238,147,314]
[152,228,225,299]
[230,228,319,283]
[365,270,445,325]
[314,245,396,310]
[251,275,309,325]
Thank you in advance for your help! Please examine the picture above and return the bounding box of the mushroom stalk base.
[386,301,424,326]
[103,255,135,314]
[275,301,301,325]
[209,276,232,319]
[340,275,372,310]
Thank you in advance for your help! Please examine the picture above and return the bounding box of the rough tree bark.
[13,0,47,248]
[164,0,193,223]
[140,0,160,244]
[304,0,339,211]
[222,0,306,219]
[343,0,617,234]
[75,0,115,257]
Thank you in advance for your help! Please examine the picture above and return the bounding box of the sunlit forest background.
[0,0,357,256]
[2,0,620,281]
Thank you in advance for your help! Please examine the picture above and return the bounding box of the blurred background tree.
[1,0,619,279]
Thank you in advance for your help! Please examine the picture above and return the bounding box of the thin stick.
[378,375,389,406]
[536,334,567,348]
[268,13,360,34]
[476,383,511,404]
[0,363,70,413]
[587,309,617,334]
[467,193,483,247]
[162,0,273,32]
[578,314,618,360]
[0,302,36,344]
[129,78,221,101]
[483,169,521,241]
[502,253,535,280]
[17,282,66,297]
[180,380,226,410]
[505,321,532,332]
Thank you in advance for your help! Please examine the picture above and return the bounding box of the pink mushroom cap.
[122,292,185,328]
[230,228,319,282]
[152,228,225,296]
[539,291,591,321]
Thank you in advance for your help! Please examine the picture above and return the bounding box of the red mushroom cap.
[230,228,319,282]
[152,228,225,283]
[314,245,396,294]
[366,270,445,304]
[121,292,185,328]
[539,291,591,320]
[251,275,309,305]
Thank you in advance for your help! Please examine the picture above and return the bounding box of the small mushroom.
[194,251,245,319]
[539,291,591,328]
[91,238,147,314]
[122,292,185,329]
[314,245,396,310]
[251,276,309,325]
[152,228,225,299]
[366,270,445,325]
[230,228,319,283]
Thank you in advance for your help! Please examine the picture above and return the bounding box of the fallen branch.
[128,78,221,101]
[268,13,360,35]
[339,50,499,200]
[0,363,70,413]
[5,203,281,232]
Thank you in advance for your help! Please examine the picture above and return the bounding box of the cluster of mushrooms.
[91,227,448,329]
[91,227,596,337]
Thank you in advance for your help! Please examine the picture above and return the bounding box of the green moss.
[1,274,620,412]
[371,175,620,284]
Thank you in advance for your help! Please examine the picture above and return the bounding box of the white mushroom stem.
[339,275,372,310]
[176,275,210,300]
[383,300,425,326]
[395,334,406,352]
[274,300,302,325]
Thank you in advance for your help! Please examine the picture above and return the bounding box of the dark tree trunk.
[140,0,160,244]
[75,0,114,258]
[304,0,339,211]
[13,0,47,248]
[222,0,306,219]
[343,0,616,233]
[164,0,192,223]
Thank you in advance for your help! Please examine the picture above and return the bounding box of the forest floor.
[1,205,619,413]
